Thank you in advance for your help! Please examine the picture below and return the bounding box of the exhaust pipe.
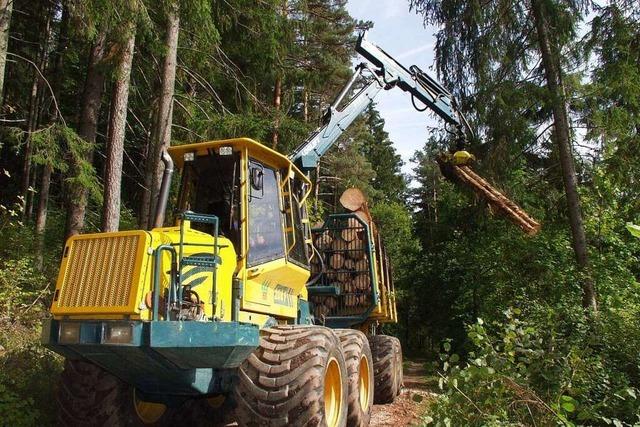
[153,149,174,228]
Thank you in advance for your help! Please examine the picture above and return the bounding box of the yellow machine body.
[51,225,237,321]
[51,138,313,328]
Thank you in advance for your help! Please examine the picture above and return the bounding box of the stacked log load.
[309,188,378,319]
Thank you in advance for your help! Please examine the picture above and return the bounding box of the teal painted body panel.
[42,319,258,397]
[297,298,313,325]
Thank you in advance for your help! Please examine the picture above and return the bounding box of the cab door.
[240,158,309,320]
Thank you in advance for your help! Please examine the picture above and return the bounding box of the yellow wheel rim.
[207,394,225,409]
[133,390,166,424]
[324,357,343,427]
[358,354,371,410]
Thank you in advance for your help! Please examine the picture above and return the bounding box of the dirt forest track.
[370,359,436,427]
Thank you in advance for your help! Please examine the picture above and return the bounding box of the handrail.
[152,244,177,321]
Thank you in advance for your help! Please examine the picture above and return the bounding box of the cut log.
[341,218,362,242]
[347,238,365,260]
[355,258,369,272]
[357,294,368,306]
[314,231,333,250]
[329,253,345,269]
[344,294,357,307]
[315,304,329,318]
[353,273,370,291]
[331,237,348,252]
[344,259,356,270]
[354,210,371,223]
[340,187,367,212]
[325,296,337,310]
[437,157,541,235]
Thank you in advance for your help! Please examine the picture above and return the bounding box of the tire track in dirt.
[370,359,437,427]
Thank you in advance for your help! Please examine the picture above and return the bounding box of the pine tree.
[140,0,180,229]
[410,0,597,310]
[102,20,136,232]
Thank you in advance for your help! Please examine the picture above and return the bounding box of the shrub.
[426,309,640,426]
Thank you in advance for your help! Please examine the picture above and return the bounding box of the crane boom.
[289,31,470,173]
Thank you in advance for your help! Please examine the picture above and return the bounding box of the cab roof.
[168,138,303,175]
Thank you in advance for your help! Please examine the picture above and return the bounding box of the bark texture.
[102,28,136,232]
[142,2,179,229]
[0,0,12,99]
[532,0,596,311]
[65,32,106,240]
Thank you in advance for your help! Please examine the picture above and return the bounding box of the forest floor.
[370,359,438,426]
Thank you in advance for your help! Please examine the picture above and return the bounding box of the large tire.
[57,359,174,426]
[335,330,374,427]
[391,337,403,396]
[174,394,231,427]
[233,325,349,427]
[368,335,397,404]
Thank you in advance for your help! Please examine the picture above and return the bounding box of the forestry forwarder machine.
[43,32,537,426]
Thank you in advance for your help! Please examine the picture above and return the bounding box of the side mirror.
[249,163,264,199]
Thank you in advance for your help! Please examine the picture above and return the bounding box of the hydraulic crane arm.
[289,63,384,172]
[290,31,473,172]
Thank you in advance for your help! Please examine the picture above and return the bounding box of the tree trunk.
[144,2,179,229]
[35,163,52,270]
[21,71,40,218]
[532,0,596,312]
[102,27,136,232]
[65,32,106,240]
[271,75,281,148]
[0,0,12,99]
[139,101,158,229]
[34,6,68,267]
[22,10,52,220]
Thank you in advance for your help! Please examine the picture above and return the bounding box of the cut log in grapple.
[437,156,541,235]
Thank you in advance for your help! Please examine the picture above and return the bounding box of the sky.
[345,0,441,177]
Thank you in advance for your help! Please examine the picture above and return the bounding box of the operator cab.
[168,138,311,272]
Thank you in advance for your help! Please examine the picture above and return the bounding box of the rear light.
[59,322,81,344]
[103,323,133,344]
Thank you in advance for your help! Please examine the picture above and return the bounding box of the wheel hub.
[133,390,166,424]
[324,357,343,427]
[358,354,371,410]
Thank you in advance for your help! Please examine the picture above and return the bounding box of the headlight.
[59,322,81,344]
[103,323,133,344]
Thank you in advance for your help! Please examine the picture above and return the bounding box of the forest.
[0,0,639,425]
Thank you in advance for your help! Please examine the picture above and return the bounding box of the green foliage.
[627,223,640,239]
[0,251,62,426]
[429,310,640,426]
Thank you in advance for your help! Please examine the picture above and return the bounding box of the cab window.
[248,160,285,266]
[284,177,309,267]
[177,151,241,252]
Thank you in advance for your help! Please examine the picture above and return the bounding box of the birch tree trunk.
[531,0,596,312]
[143,1,179,229]
[102,27,136,232]
[0,0,12,99]
[65,32,106,240]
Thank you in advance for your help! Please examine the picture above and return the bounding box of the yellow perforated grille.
[58,234,140,309]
